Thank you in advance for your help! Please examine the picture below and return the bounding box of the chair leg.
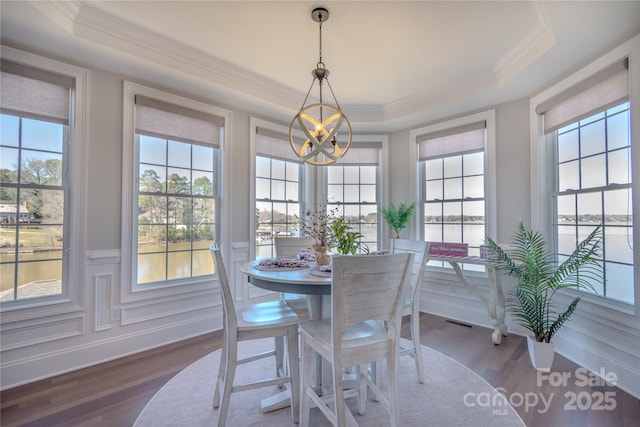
[216,341,237,427]
[388,352,400,427]
[373,361,382,401]
[333,360,347,427]
[275,335,286,388]
[357,365,367,415]
[213,331,228,408]
[300,334,314,427]
[286,328,300,424]
[411,312,425,383]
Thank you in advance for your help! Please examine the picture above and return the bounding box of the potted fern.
[485,220,602,371]
[380,202,416,239]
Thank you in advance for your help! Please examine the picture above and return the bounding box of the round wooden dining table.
[240,258,332,320]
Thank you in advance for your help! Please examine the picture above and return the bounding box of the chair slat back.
[390,239,430,300]
[331,253,413,331]
[210,244,237,331]
[274,236,314,258]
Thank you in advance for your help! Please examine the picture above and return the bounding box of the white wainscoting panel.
[94,273,113,331]
[0,316,84,351]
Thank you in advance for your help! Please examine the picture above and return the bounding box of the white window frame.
[249,117,313,260]
[410,110,497,273]
[322,135,388,252]
[530,36,640,313]
[0,46,87,316]
[255,133,305,259]
[121,81,231,302]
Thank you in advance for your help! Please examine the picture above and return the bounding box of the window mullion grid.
[599,189,608,298]
[269,159,275,233]
[439,159,445,242]
[577,124,583,191]
[604,112,611,188]
[189,145,194,277]
[358,166,362,222]
[461,156,466,244]
[357,168,364,236]
[164,142,169,282]
[11,118,24,298]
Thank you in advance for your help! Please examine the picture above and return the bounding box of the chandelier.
[289,7,352,166]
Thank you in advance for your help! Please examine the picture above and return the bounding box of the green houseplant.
[380,202,416,239]
[329,217,369,255]
[485,221,602,370]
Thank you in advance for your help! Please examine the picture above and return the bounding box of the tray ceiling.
[1,1,639,131]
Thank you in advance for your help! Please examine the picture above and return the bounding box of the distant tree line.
[256,208,377,227]
[138,169,214,243]
[1,158,63,223]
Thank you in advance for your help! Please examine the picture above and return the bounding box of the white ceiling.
[1,1,639,132]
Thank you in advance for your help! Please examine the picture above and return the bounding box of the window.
[419,123,486,270]
[130,92,223,288]
[536,58,634,304]
[0,57,77,302]
[412,111,496,271]
[255,127,304,259]
[327,143,381,252]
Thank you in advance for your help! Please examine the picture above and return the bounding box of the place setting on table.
[254,249,333,274]
[309,263,332,277]
[240,249,333,316]
[250,243,334,273]
[253,257,311,272]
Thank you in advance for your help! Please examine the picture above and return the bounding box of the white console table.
[427,255,508,344]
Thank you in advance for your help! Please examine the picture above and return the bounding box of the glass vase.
[314,245,331,265]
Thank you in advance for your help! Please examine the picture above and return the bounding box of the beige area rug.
[134,338,525,427]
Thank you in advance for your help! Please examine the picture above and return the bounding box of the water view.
[1,224,634,304]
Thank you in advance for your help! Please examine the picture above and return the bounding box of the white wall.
[1,44,638,400]
[494,98,531,240]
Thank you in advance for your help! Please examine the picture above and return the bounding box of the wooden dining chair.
[299,253,413,427]
[390,239,430,383]
[274,235,315,258]
[210,244,301,425]
[273,236,314,383]
[274,236,315,310]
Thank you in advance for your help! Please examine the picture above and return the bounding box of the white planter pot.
[527,336,555,372]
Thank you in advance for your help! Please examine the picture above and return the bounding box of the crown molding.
[23,1,564,130]
[29,0,80,35]
[493,2,556,87]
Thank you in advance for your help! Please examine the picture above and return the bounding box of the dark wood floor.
[1,312,638,427]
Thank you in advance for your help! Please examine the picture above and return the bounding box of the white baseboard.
[0,313,221,390]
[420,287,640,400]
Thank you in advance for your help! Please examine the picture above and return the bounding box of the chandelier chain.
[300,78,315,110]
[326,79,341,110]
[318,17,323,66]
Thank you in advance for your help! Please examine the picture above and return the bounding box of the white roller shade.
[135,95,223,147]
[1,59,74,125]
[336,142,382,166]
[417,122,486,161]
[256,127,305,163]
[535,58,629,134]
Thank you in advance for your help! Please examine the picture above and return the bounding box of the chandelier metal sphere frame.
[289,7,352,166]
